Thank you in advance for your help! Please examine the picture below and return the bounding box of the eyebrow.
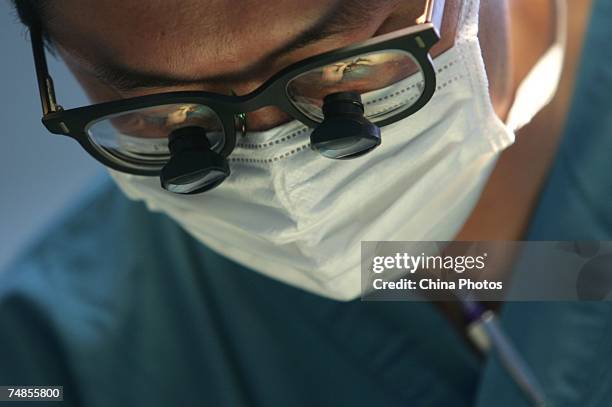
[91,0,376,92]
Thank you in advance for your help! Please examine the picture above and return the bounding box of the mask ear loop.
[554,0,568,55]
[505,0,567,131]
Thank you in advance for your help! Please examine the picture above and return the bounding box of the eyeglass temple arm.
[30,24,60,115]
[419,0,445,34]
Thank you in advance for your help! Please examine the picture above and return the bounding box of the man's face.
[44,0,428,130]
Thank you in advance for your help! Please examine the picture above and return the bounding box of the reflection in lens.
[86,104,225,169]
[286,50,425,122]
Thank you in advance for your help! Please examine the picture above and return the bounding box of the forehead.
[47,0,341,79]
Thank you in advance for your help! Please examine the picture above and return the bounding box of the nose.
[245,106,294,132]
[230,81,294,132]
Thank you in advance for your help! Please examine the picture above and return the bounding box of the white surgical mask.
[109,0,565,300]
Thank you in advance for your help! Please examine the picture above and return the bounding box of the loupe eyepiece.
[160,126,230,195]
[310,91,381,159]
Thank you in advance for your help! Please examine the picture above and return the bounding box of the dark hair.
[12,0,56,50]
[12,0,43,27]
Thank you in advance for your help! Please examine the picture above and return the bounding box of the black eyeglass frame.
[30,0,444,176]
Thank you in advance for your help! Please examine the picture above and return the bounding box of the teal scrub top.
[1,1,611,405]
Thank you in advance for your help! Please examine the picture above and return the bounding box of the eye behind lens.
[286,50,425,123]
[86,103,227,171]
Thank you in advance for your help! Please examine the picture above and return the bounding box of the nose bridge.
[231,79,265,98]
[245,106,293,132]
[230,72,290,113]
[227,78,295,131]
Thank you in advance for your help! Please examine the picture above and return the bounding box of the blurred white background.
[0,1,105,270]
